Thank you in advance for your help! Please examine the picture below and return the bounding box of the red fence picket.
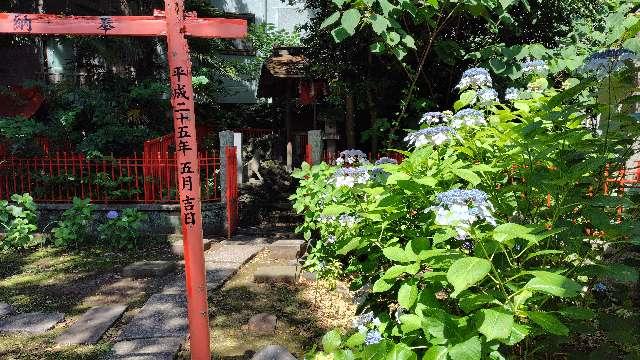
[0,152,221,203]
[225,146,239,238]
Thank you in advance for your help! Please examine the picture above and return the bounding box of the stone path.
[108,242,264,359]
[0,312,64,334]
[55,305,127,345]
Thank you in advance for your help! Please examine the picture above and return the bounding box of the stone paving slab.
[204,244,263,264]
[117,294,187,341]
[0,312,64,334]
[268,240,306,260]
[161,262,240,294]
[254,266,300,284]
[122,261,176,278]
[0,303,14,318]
[171,238,214,257]
[251,345,297,360]
[55,304,127,345]
[108,337,183,360]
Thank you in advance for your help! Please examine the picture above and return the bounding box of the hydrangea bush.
[292,50,640,359]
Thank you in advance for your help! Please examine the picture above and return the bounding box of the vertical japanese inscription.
[171,66,197,227]
[13,14,32,32]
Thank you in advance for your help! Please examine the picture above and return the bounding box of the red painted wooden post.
[305,143,312,164]
[225,146,238,239]
[165,1,209,356]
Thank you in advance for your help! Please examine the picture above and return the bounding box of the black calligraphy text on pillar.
[170,66,199,228]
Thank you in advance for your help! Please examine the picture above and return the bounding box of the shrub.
[97,208,147,249]
[51,197,93,248]
[293,52,640,358]
[0,193,38,251]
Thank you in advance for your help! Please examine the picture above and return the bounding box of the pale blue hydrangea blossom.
[504,87,521,101]
[336,149,369,166]
[451,109,486,128]
[333,167,370,187]
[338,214,358,227]
[365,330,382,345]
[521,59,549,76]
[428,189,496,239]
[318,215,336,223]
[455,67,492,91]
[582,49,636,78]
[404,126,457,147]
[374,157,398,165]
[477,88,499,105]
[352,311,375,328]
[419,111,453,126]
[326,235,336,244]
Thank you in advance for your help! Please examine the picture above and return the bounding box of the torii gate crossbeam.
[0,2,248,359]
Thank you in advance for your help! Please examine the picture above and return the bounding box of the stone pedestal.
[234,132,243,184]
[286,142,293,171]
[307,130,323,165]
[219,130,235,200]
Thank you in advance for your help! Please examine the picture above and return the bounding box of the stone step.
[55,304,127,345]
[204,244,263,264]
[170,238,214,257]
[161,261,240,294]
[116,294,187,341]
[0,312,64,334]
[108,337,183,360]
[122,261,176,278]
[268,239,306,261]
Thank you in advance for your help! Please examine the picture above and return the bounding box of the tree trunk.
[366,53,379,155]
[345,93,355,148]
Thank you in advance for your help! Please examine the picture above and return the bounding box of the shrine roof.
[257,47,310,98]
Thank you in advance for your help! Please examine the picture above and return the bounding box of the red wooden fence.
[0,152,221,203]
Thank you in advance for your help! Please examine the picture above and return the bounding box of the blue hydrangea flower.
[365,330,382,345]
[593,283,607,293]
[477,88,499,105]
[326,235,336,244]
[404,126,457,147]
[106,210,119,220]
[420,111,452,125]
[374,157,398,165]
[333,167,370,187]
[505,87,521,101]
[428,189,496,239]
[583,49,636,78]
[521,59,549,76]
[455,67,492,91]
[338,214,358,227]
[336,149,369,166]
[352,311,375,328]
[451,109,486,128]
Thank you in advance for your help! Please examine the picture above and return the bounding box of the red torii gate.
[0,3,247,359]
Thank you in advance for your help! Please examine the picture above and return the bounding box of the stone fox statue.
[245,146,264,182]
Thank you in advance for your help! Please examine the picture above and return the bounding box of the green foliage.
[0,193,38,251]
[292,47,640,358]
[0,116,45,156]
[51,197,93,248]
[97,208,147,250]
